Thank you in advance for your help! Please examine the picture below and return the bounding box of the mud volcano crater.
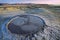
[7,14,46,35]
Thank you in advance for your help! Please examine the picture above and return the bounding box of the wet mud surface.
[0,8,60,40]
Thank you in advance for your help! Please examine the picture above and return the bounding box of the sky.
[0,0,60,4]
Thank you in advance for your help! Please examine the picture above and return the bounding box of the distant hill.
[0,3,49,8]
[0,3,60,9]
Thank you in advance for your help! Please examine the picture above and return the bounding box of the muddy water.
[0,8,60,40]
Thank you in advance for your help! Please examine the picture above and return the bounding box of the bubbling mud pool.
[0,8,60,40]
[0,14,60,40]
